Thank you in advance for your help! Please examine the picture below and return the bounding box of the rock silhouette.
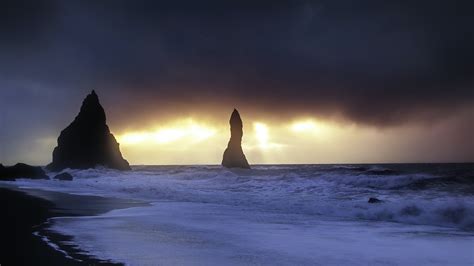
[368,197,383,203]
[222,109,250,169]
[53,172,73,181]
[0,163,48,181]
[47,90,130,171]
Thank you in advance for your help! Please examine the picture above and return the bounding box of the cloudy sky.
[0,0,473,165]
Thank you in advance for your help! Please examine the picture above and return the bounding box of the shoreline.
[0,185,147,265]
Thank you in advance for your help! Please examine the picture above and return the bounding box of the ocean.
[4,164,474,265]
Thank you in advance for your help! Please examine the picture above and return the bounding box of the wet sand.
[0,186,146,265]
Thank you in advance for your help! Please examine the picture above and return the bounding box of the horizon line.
[43,162,474,167]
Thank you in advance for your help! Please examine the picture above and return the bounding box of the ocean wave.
[3,164,473,230]
[344,198,474,230]
[320,173,437,189]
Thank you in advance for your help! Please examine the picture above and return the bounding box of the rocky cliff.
[47,90,130,171]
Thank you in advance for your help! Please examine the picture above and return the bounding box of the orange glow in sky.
[114,118,339,164]
[13,114,472,165]
[118,119,216,146]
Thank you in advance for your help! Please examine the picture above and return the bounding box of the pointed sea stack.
[222,109,250,169]
[47,90,130,171]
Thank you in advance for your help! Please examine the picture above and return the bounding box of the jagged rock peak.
[75,90,106,124]
[222,108,250,169]
[47,90,131,171]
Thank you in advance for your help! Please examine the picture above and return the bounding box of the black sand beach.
[0,186,145,265]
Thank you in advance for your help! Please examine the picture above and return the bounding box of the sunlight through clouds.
[290,119,331,138]
[116,118,340,164]
[117,119,216,146]
[254,122,269,148]
[119,132,151,144]
[291,120,317,132]
[243,122,286,151]
[154,129,186,144]
[112,116,457,165]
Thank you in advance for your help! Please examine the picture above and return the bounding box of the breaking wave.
[3,164,474,230]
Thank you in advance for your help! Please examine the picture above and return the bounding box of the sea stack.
[222,109,250,169]
[47,90,130,171]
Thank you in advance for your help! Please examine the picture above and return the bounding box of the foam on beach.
[1,164,473,265]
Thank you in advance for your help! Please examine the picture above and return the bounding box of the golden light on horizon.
[112,117,371,165]
[188,124,217,142]
[11,112,465,166]
[119,132,150,144]
[290,119,331,138]
[291,120,317,132]
[117,118,337,156]
[154,129,186,143]
[13,115,469,166]
[117,119,217,146]
[253,122,270,149]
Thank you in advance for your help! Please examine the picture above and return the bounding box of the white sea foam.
[32,230,80,261]
[5,165,474,229]
[1,165,473,265]
[50,202,474,265]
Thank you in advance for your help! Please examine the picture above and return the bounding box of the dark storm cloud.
[1,0,473,126]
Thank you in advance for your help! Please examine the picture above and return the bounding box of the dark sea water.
[2,164,473,265]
